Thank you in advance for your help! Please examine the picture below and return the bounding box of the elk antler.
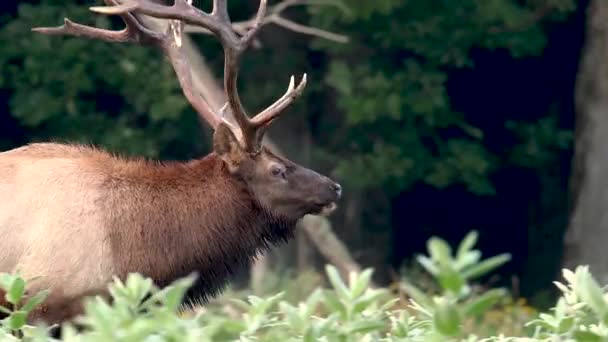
[32,0,308,154]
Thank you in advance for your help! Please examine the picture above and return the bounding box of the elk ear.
[213,122,246,173]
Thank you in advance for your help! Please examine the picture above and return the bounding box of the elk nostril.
[332,182,342,194]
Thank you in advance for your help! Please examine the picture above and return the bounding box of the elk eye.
[271,166,284,177]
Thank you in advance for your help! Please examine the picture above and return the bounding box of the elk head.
[33,0,342,220]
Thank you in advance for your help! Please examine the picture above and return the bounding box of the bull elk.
[0,0,342,325]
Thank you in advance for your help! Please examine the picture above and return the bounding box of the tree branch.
[184,0,349,43]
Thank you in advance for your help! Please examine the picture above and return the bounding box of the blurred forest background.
[1,0,605,311]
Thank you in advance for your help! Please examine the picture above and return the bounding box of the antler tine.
[240,0,267,48]
[251,73,307,128]
[208,0,307,153]
[212,0,230,22]
[217,0,269,153]
[92,0,221,38]
[246,73,307,148]
[219,0,309,153]
[31,18,131,42]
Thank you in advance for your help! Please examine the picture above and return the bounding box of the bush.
[1,232,607,341]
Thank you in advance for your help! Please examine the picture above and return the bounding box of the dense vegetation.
[2,232,608,341]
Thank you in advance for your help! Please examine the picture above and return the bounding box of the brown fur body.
[0,143,297,324]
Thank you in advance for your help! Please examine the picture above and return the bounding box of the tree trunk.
[563,0,608,283]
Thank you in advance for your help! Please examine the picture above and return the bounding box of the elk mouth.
[312,201,338,217]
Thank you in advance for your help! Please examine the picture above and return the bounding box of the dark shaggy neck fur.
[100,152,297,303]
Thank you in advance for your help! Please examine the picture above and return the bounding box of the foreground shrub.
[0,232,607,341]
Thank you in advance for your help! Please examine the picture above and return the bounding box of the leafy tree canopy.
[307,0,575,195]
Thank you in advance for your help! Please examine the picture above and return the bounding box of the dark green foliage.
[307,0,575,195]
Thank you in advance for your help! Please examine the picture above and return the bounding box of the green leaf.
[433,301,461,337]
[322,291,347,319]
[6,278,25,305]
[21,289,50,313]
[462,254,511,280]
[0,329,19,342]
[436,265,466,295]
[557,316,575,334]
[575,267,608,319]
[344,320,386,334]
[326,61,353,96]
[456,231,478,261]
[217,319,247,334]
[400,281,433,309]
[305,288,323,315]
[427,237,452,266]
[0,306,11,315]
[454,251,482,271]
[154,275,196,312]
[325,265,350,300]
[350,268,374,298]
[303,329,317,342]
[352,289,387,314]
[125,272,154,303]
[416,255,439,275]
[572,330,603,342]
[379,297,400,312]
[0,274,15,292]
[463,289,507,317]
[3,311,27,331]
